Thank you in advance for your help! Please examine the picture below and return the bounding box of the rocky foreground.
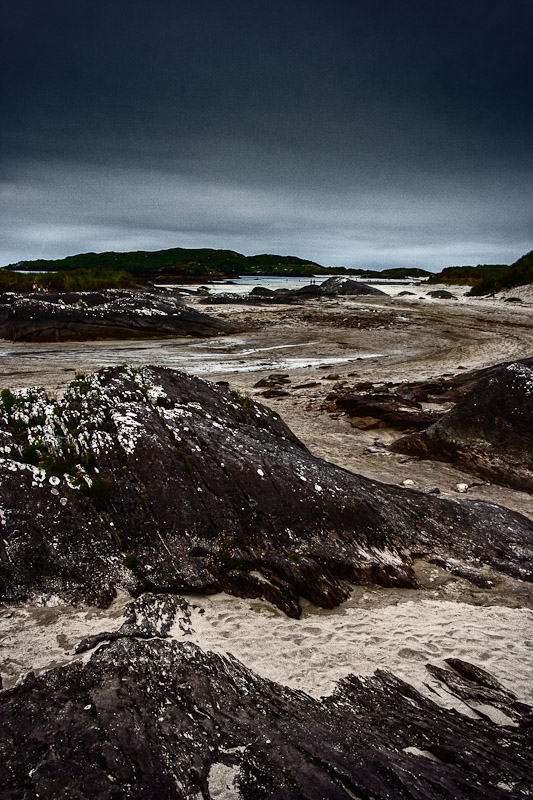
[2,617,532,799]
[1,365,532,798]
[1,365,532,615]
[0,289,238,341]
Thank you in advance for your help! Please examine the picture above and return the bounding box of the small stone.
[294,381,319,390]
[455,483,469,493]
[401,479,415,487]
[349,416,387,431]
[363,446,392,456]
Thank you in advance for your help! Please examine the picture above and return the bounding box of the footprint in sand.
[301,626,324,636]
[397,647,429,661]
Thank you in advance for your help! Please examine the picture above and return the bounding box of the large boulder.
[317,276,387,296]
[426,289,457,299]
[391,362,533,492]
[1,366,532,615]
[1,636,531,799]
[0,289,238,341]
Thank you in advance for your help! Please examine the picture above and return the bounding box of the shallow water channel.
[0,335,382,379]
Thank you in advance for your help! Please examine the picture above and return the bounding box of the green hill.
[351,267,432,279]
[426,264,509,286]
[5,248,328,281]
[467,251,533,296]
[426,250,533,294]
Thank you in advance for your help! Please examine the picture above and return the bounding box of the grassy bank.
[0,268,137,293]
[426,265,509,286]
[426,250,533,295]
[467,251,533,296]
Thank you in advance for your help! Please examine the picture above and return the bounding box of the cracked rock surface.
[1,636,531,799]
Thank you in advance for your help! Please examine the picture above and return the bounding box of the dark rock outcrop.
[1,636,531,799]
[0,289,238,341]
[315,275,388,296]
[391,362,533,492]
[426,290,457,299]
[1,366,532,615]
[330,391,442,431]
[74,592,190,653]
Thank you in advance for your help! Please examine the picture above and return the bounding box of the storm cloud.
[1,0,531,269]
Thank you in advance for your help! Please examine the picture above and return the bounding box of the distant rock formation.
[1,366,532,615]
[316,275,388,296]
[200,277,388,304]
[1,635,531,799]
[426,290,457,299]
[326,390,441,431]
[391,361,533,492]
[0,289,238,341]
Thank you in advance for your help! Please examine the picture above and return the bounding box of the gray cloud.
[2,158,529,268]
[1,0,531,269]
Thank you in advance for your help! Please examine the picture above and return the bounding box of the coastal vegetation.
[426,264,508,286]
[428,251,533,295]
[3,248,435,282]
[350,267,432,279]
[467,250,533,296]
[0,267,136,293]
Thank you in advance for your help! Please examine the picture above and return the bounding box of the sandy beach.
[1,281,532,707]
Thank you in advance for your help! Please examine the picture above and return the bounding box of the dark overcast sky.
[1,0,531,269]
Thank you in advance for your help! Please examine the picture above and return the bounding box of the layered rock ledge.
[1,634,532,799]
[0,289,238,341]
